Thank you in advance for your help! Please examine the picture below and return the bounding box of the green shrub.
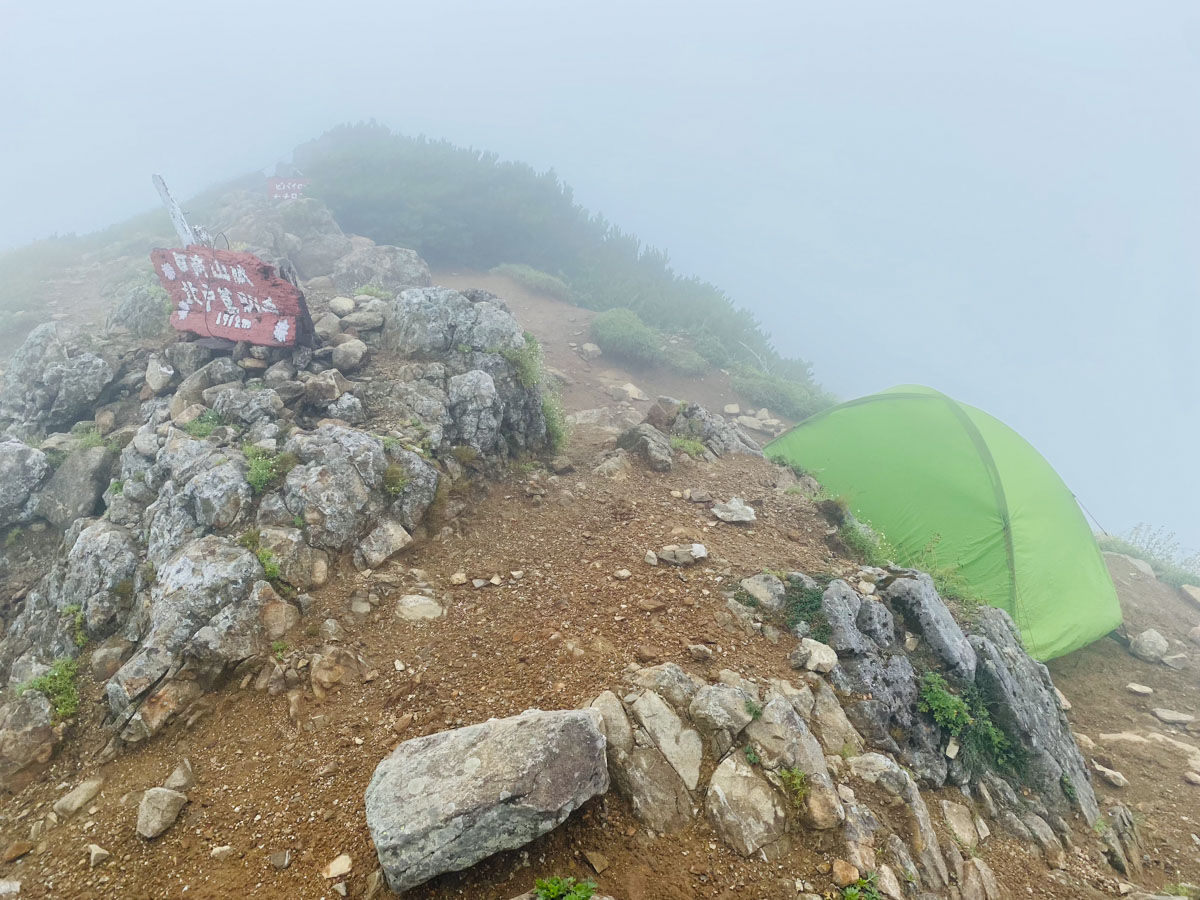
[256,549,281,581]
[590,308,661,367]
[838,521,893,568]
[43,448,67,470]
[534,876,596,900]
[490,263,573,302]
[1096,524,1200,589]
[243,446,298,494]
[841,872,883,900]
[918,672,1021,774]
[501,331,543,388]
[4,527,22,548]
[271,640,288,661]
[743,744,760,765]
[542,391,569,454]
[246,454,276,494]
[449,445,479,466]
[782,580,832,643]
[182,410,224,439]
[62,604,87,648]
[731,367,831,421]
[745,699,763,720]
[669,436,706,459]
[237,528,261,551]
[384,462,409,495]
[778,767,809,806]
[20,658,80,719]
[663,344,709,377]
[72,424,104,449]
[354,283,392,299]
[108,479,124,495]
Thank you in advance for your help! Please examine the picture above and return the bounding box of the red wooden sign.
[150,246,307,346]
[267,177,310,200]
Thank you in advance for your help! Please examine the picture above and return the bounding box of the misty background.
[2,1,1196,550]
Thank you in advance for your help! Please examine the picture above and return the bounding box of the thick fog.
[2,1,1196,550]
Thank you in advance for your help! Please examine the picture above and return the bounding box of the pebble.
[450,572,467,585]
[136,788,188,840]
[322,853,352,879]
[614,569,631,580]
[832,859,859,887]
[644,551,658,566]
[1094,763,1129,788]
[687,644,713,661]
[2,842,32,863]
[1185,772,1200,786]
[269,850,292,870]
[87,844,111,868]
[1126,683,1154,695]
[210,845,234,860]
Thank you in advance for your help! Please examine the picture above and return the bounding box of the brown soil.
[0,279,1195,899]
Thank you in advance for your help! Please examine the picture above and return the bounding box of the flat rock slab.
[1152,709,1196,725]
[365,708,608,893]
[395,594,444,621]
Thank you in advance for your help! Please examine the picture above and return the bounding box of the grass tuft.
[19,658,80,719]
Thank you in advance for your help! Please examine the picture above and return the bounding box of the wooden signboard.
[150,246,309,346]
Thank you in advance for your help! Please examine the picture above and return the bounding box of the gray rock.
[1129,629,1169,663]
[630,690,703,791]
[0,440,49,527]
[164,758,196,791]
[257,527,327,589]
[821,580,876,655]
[53,777,105,818]
[211,388,283,426]
[365,708,608,893]
[31,445,115,528]
[968,606,1098,825]
[739,574,786,612]
[446,370,502,453]
[355,518,413,570]
[0,691,57,783]
[145,356,175,394]
[883,573,976,680]
[630,663,703,713]
[329,296,356,317]
[168,357,242,419]
[387,450,439,533]
[137,786,188,839]
[689,683,756,757]
[705,753,787,857]
[330,245,432,296]
[616,424,673,472]
[712,497,757,523]
[382,287,523,358]
[164,342,214,378]
[332,339,368,372]
[667,401,761,457]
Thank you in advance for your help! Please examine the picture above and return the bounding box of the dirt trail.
[1,279,1196,899]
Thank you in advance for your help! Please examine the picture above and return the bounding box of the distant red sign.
[150,246,308,346]
[267,177,310,200]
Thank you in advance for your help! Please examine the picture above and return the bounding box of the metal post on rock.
[153,174,198,247]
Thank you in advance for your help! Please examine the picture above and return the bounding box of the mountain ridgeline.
[293,123,831,420]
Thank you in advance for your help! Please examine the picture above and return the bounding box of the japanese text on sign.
[150,246,307,346]
[267,177,310,200]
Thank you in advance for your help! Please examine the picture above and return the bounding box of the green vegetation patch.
[490,263,573,302]
[182,410,225,439]
[918,672,1022,774]
[542,391,569,454]
[669,436,706,459]
[731,367,831,421]
[781,580,832,643]
[354,283,393,299]
[534,877,596,900]
[62,604,87,648]
[778,767,809,806]
[840,872,883,900]
[501,331,544,388]
[590,307,661,367]
[1096,524,1200,590]
[243,446,299,494]
[384,462,410,495]
[20,658,80,719]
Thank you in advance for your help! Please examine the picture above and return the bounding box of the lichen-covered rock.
[446,370,502,453]
[969,606,1098,825]
[382,287,524,358]
[107,536,262,736]
[705,753,787,857]
[0,324,115,436]
[0,691,58,783]
[330,245,432,296]
[32,445,115,528]
[0,440,49,527]
[256,527,328,589]
[211,388,283,426]
[617,423,674,472]
[365,708,608,893]
[884,573,976,680]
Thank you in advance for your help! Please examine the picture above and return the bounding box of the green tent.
[765,385,1121,660]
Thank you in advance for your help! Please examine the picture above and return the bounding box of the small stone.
[644,551,658,566]
[450,572,468,585]
[1184,772,1200,786]
[1129,628,1169,662]
[322,853,352,879]
[1094,762,1128,788]
[331,339,368,372]
[53,778,105,819]
[329,296,356,316]
[488,574,503,585]
[614,569,632,580]
[1054,688,1072,711]
[832,859,860,887]
[2,842,33,863]
[711,497,756,523]
[269,849,292,870]
[584,849,610,874]
[210,845,234,860]
[395,594,444,621]
[333,883,348,897]
[136,788,188,839]
[723,403,740,415]
[1126,683,1154,695]
[687,644,714,661]
[164,758,195,792]
[86,843,110,868]
[1153,708,1196,725]
[798,638,837,673]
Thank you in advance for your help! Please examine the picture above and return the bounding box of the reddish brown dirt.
[0,279,1194,899]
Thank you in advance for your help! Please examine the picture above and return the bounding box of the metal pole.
[153,174,197,247]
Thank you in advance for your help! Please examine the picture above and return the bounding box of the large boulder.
[617,423,674,472]
[382,287,525,358]
[0,324,114,435]
[329,245,432,296]
[0,691,58,783]
[968,606,1099,825]
[365,708,608,893]
[31,445,115,528]
[705,753,787,857]
[0,440,50,527]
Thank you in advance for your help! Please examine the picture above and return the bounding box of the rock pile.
[0,220,550,782]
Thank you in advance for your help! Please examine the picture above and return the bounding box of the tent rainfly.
[764,385,1121,660]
